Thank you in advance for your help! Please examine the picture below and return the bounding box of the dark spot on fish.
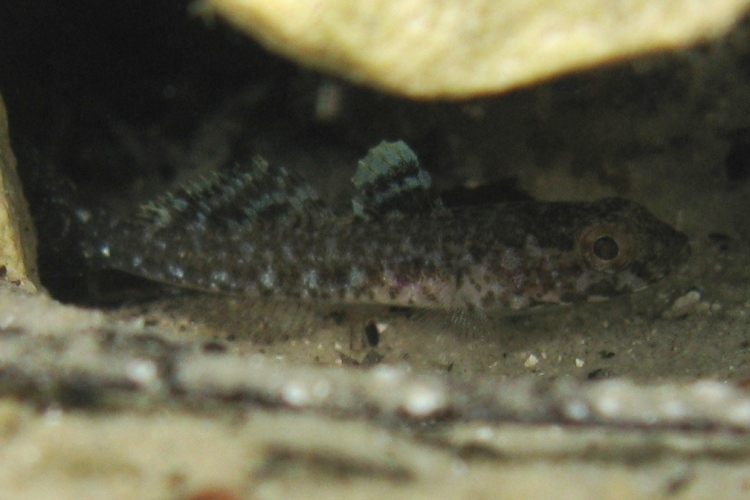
[481,291,496,309]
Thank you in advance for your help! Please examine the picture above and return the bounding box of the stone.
[205,0,750,98]
[0,92,38,291]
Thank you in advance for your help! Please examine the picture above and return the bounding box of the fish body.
[85,142,689,311]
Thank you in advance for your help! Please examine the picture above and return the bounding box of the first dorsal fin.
[351,141,443,218]
[136,156,330,229]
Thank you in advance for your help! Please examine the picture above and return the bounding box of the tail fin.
[21,161,111,301]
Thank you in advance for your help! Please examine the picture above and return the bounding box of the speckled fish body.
[85,142,690,311]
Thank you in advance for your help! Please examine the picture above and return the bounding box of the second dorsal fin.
[351,141,443,218]
[136,156,330,229]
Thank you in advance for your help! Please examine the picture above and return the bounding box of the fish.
[81,141,690,311]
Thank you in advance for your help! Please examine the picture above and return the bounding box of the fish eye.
[593,236,619,260]
[578,222,635,271]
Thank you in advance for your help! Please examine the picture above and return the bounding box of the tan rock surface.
[205,0,750,97]
[1,406,749,499]
[0,93,38,290]
[1,284,750,499]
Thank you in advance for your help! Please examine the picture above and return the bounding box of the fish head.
[569,197,690,300]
